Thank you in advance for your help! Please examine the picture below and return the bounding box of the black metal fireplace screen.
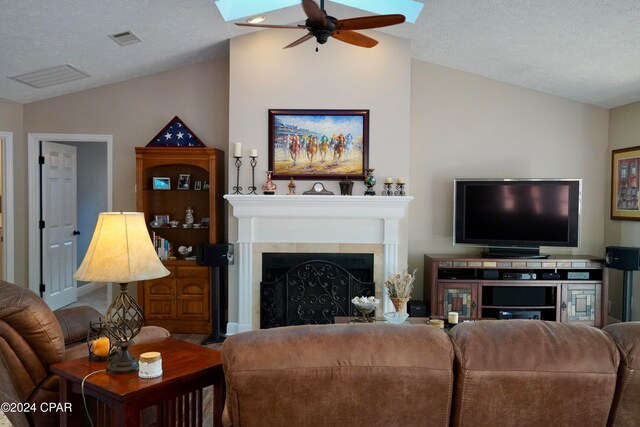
[260,260,375,328]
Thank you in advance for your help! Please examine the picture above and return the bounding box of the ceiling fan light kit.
[235,0,405,50]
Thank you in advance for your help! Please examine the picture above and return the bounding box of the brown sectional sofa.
[222,320,640,427]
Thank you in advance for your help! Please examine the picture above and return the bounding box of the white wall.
[228,30,412,325]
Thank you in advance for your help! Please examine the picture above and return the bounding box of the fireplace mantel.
[224,195,413,333]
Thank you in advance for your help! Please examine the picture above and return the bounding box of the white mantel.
[224,195,413,334]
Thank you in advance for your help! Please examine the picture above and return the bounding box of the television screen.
[454,179,581,257]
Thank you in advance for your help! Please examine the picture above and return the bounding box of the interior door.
[41,141,78,310]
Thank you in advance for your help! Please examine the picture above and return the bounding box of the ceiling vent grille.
[9,64,89,89]
[109,31,142,46]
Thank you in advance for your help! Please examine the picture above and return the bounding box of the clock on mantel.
[303,182,334,195]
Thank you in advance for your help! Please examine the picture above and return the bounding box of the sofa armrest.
[54,305,102,346]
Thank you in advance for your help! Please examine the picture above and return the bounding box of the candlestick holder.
[382,183,393,196]
[247,156,258,194]
[233,156,243,195]
[394,183,406,196]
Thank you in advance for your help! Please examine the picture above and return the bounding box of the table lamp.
[74,212,169,373]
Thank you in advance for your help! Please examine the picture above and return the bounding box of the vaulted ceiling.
[2,0,639,108]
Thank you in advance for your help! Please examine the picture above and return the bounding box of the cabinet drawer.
[162,266,177,277]
[177,266,208,278]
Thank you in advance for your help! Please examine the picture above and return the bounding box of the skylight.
[215,0,423,24]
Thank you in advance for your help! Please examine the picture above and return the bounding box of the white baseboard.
[77,281,106,297]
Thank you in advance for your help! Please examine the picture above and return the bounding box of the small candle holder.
[233,156,243,195]
[382,183,393,196]
[87,319,114,361]
[394,183,406,196]
[247,156,258,194]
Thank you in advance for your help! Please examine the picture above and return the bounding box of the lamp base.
[107,340,138,374]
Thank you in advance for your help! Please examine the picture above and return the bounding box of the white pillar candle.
[233,142,242,157]
[396,177,405,184]
[385,177,393,184]
[250,148,258,157]
[448,312,459,324]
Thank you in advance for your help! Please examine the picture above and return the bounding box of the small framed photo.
[194,180,202,191]
[152,177,171,190]
[178,174,191,190]
[154,214,170,225]
[201,216,210,226]
[203,181,210,190]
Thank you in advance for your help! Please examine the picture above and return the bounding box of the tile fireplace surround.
[225,195,413,334]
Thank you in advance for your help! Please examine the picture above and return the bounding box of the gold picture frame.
[611,145,640,220]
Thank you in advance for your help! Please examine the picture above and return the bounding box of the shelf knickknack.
[147,116,206,147]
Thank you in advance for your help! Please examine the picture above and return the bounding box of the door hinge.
[39,220,45,229]
[39,283,46,294]
[39,155,45,165]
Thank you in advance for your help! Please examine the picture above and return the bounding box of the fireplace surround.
[225,194,413,334]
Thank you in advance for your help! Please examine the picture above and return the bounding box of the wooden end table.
[50,337,225,427]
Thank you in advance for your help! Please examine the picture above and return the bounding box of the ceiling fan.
[235,0,406,50]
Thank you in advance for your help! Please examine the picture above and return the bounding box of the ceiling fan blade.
[302,0,327,26]
[284,33,315,49]
[235,23,307,30]
[331,30,378,48]
[335,14,405,31]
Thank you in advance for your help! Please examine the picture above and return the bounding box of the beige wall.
[410,60,610,301]
[6,39,618,319]
[0,100,24,284]
[607,101,640,320]
[19,57,229,286]
[227,30,412,326]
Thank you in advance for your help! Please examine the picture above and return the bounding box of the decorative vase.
[262,171,277,195]
[390,297,410,314]
[339,178,354,195]
[364,168,376,196]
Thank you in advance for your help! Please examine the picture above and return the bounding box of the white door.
[42,141,78,310]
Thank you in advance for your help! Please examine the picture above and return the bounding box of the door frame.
[0,131,14,283]
[28,133,113,297]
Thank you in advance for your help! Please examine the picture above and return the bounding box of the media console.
[424,254,608,328]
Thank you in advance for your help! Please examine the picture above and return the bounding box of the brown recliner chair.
[0,280,170,427]
[604,322,640,426]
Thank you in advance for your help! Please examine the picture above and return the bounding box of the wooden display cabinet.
[136,147,224,333]
[424,254,608,328]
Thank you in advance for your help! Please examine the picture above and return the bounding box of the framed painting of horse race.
[268,109,369,180]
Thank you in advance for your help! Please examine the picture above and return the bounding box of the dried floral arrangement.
[384,268,417,298]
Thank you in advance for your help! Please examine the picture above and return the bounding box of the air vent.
[9,65,89,89]
[109,31,142,46]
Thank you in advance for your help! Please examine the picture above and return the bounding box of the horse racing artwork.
[268,109,369,180]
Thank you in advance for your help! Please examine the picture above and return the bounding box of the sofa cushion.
[604,321,640,426]
[222,323,454,427]
[449,320,619,427]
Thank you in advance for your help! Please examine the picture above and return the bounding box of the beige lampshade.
[74,212,170,283]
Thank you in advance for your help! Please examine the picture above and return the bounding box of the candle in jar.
[448,312,459,324]
[396,177,405,184]
[233,142,242,157]
[385,177,393,184]
[90,336,110,357]
[250,148,258,157]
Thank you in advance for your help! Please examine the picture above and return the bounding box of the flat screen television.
[453,179,582,258]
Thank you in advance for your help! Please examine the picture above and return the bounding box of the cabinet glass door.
[438,283,477,318]
[561,284,600,326]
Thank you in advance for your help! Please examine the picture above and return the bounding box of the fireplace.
[225,194,413,334]
[261,253,375,328]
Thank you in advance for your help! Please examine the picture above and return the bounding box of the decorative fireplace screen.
[260,260,375,328]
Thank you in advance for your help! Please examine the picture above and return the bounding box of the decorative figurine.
[185,206,194,226]
[288,177,296,195]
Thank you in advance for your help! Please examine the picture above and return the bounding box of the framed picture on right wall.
[611,145,640,220]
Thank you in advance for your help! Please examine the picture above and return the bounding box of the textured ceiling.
[1,0,639,108]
